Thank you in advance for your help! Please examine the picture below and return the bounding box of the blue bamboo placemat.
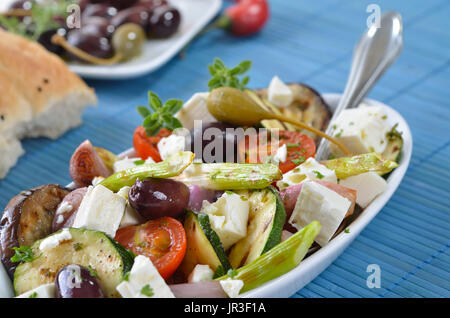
[1,0,449,298]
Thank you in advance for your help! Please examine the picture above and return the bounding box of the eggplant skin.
[256,83,332,144]
[0,185,70,277]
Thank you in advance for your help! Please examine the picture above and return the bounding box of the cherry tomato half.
[133,126,171,162]
[238,130,316,174]
[115,217,186,279]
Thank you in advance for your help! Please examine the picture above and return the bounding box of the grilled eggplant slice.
[0,185,70,276]
[255,83,332,144]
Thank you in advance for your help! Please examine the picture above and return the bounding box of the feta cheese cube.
[273,144,287,163]
[329,105,391,157]
[219,279,244,298]
[116,255,175,298]
[157,134,186,161]
[120,203,143,228]
[16,283,55,298]
[72,185,126,237]
[268,76,293,107]
[39,228,72,252]
[339,172,387,208]
[289,181,351,246]
[201,192,249,250]
[113,157,155,173]
[277,157,337,190]
[175,92,216,131]
[187,264,214,283]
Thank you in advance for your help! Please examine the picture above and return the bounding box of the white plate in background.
[0,94,412,298]
[0,0,222,79]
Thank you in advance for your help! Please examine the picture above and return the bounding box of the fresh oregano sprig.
[137,91,184,136]
[207,58,252,91]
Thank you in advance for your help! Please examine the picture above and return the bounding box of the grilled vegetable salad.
[0,58,401,298]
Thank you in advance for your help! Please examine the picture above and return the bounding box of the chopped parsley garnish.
[11,246,34,263]
[141,284,154,297]
[291,157,305,166]
[73,242,83,251]
[344,228,350,234]
[87,265,99,278]
[335,129,344,137]
[313,170,325,179]
[225,190,234,195]
[137,91,183,136]
[227,269,238,278]
[286,143,300,148]
[207,58,251,91]
[133,159,145,165]
[386,123,403,141]
[349,122,354,126]
[29,292,38,298]
[123,272,130,282]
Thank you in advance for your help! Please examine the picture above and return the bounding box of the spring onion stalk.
[322,152,399,179]
[99,151,194,192]
[175,162,282,190]
[216,221,321,293]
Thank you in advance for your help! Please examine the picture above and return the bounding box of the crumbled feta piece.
[273,144,287,163]
[16,283,55,298]
[119,203,143,228]
[268,76,293,107]
[187,264,214,283]
[39,228,72,252]
[339,172,387,208]
[277,157,337,190]
[56,201,73,215]
[72,185,126,237]
[219,279,244,298]
[289,181,351,246]
[157,134,185,161]
[116,255,175,298]
[329,104,391,157]
[201,192,249,250]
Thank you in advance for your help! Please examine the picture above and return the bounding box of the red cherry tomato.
[133,126,171,162]
[238,130,316,174]
[115,217,187,279]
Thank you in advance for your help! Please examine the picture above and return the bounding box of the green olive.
[206,87,269,126]
[112,23,146,61]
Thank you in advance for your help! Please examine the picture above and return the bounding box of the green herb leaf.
[123,271,130,282]
[87,265,99,278]
[227,269,238,278]
[313,170,325,179]
[138,91,184,136]
[73,242,83,251]
[134,159,145,165]
[11,246,34,263]
[207,58,252,91]
[29,292,38,298]
[140,284,154,297]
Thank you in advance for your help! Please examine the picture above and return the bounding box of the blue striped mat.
[0,0,449,298]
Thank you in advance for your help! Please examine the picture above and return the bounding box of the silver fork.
[315,11,403,160]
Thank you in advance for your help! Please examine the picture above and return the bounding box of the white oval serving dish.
[0,93,412,298]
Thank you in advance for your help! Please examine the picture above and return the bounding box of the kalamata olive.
[188,122,241,163]
[111,23,146,60]
[37,28,67,55]
[55,265,105,298]
[8,0,34,10]
[82,16,116,39]
[136,0,167,10]
[129,178,190,220]
[108,0,138,10]
[66,28,114,61]
[111,6,151,30]
[147,5,181,38]
[82,3,118,20]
